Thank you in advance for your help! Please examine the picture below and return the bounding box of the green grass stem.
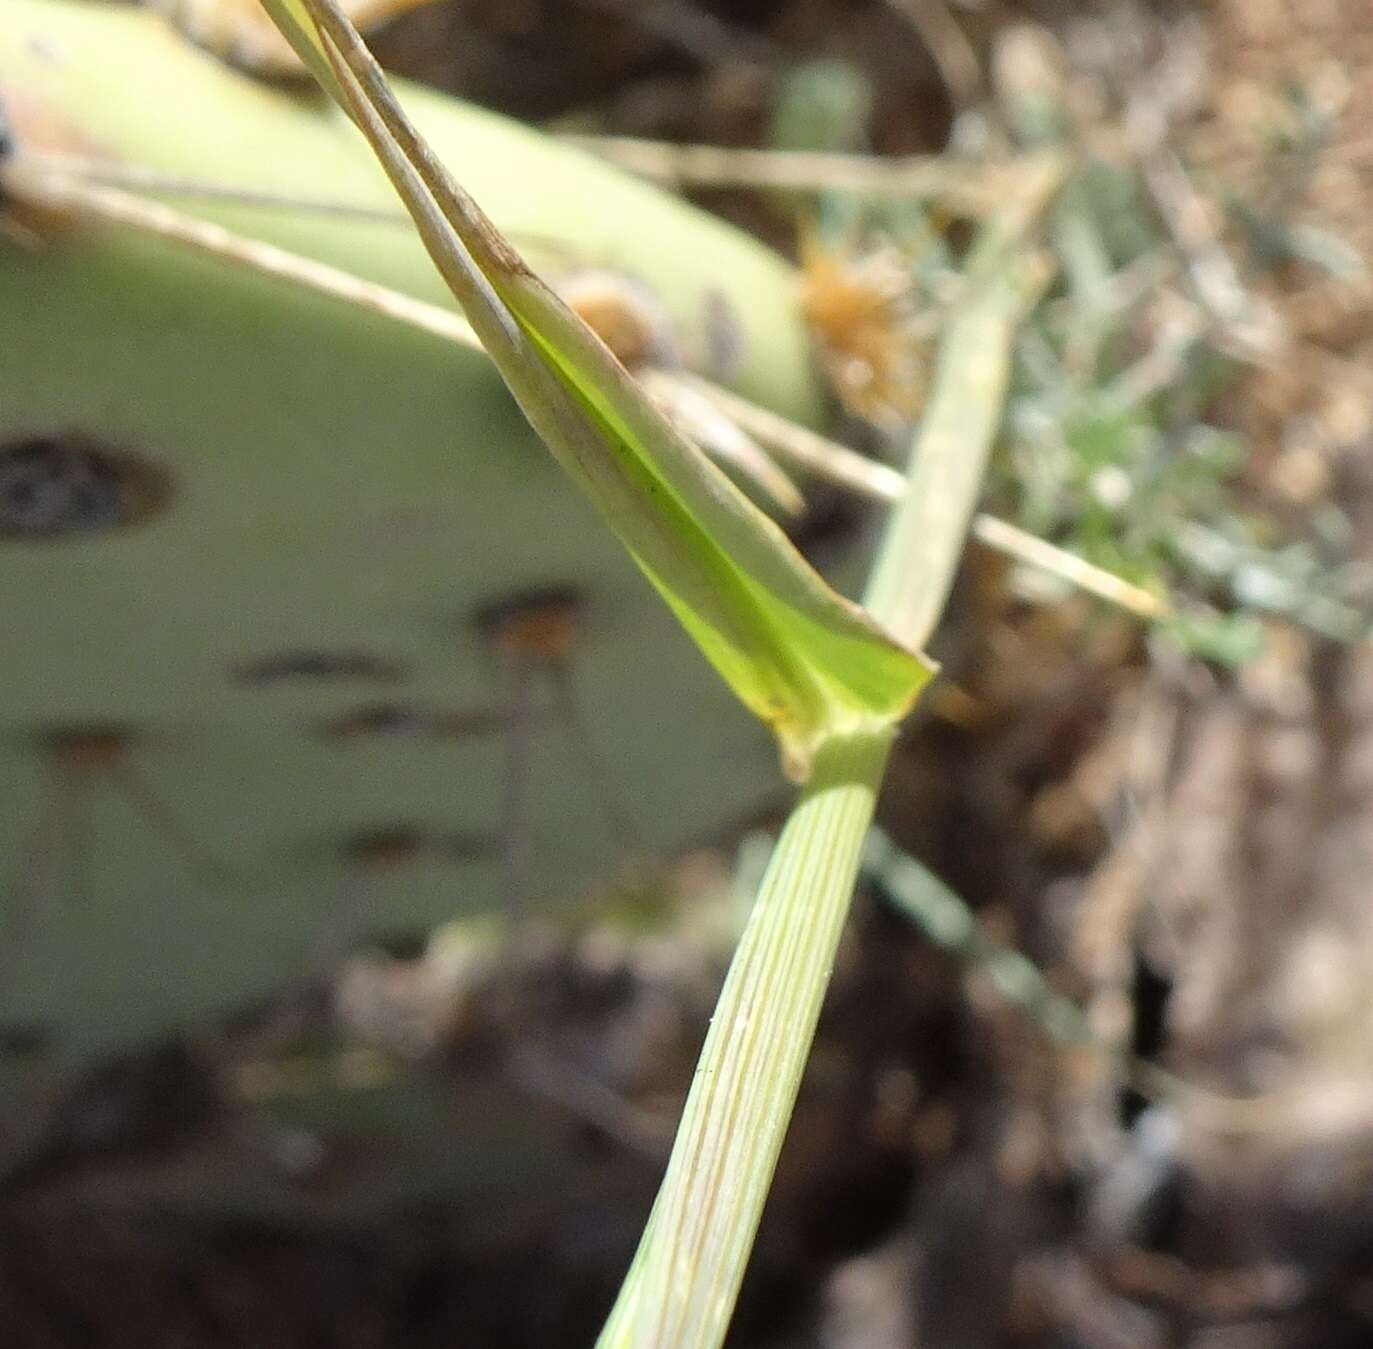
[597,235,1044,1348]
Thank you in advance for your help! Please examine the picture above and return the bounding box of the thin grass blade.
[260,0,932,777]
[249,0,346,102]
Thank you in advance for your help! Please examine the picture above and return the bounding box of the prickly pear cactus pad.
[0,0,829,1057]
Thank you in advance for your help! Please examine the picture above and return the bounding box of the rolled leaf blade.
[253,0,345,100]
[261,0,932,776]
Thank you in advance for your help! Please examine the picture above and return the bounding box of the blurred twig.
[6,151,1158,619]
[562,133,1061,213]
[883,0,982,114]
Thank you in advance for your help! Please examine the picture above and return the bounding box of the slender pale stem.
[597,728,891,1348]
[562,134,1059,215]
[863,258,1036,641]
[6,160,1154,616]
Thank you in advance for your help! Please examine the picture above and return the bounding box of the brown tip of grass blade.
[299,0,532,285]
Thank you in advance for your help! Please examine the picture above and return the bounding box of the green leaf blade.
[265,0,932,777]
[515,301,932,766]
[255,0,347,103]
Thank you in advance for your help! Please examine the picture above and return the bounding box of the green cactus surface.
[0,0,830,1058]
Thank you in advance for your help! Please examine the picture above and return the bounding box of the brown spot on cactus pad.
[0,433,171,539]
